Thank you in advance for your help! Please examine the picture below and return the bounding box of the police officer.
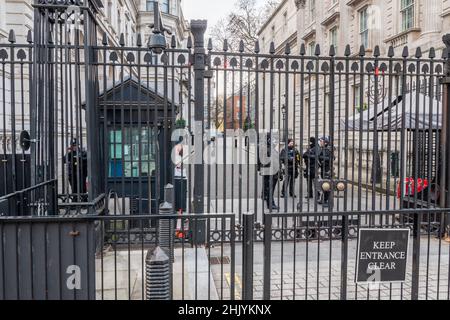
[303,137,319,199]
[258,133,279,210]
[280,139,301,198]
[64,138,88,201]
[318,136,333,207]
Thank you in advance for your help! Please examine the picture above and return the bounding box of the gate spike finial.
[359,45,365,57]
[329,45,335,57]
[300,43,306,56]
[285,42,291,55]
[8,30,16,44]
[208,38,213,51]
[171,35,176,48]
[26,30,33,44]
[388,46,394,57]
[187,36,192,49]
[269,42,275,54]
[373,45,380,58]
[344,45,351,57]
[314,44,320,56]
[102,32,108,46]
[119,33,125,46]
[223,39,228,52]
[415,47,422,58]
[137,34,142,47]
[239,40,245,53]
[442,47,448,60]
[402,46,409,58]
[429,47,436,59]
[47,30,53,44]
[254,40,260,54]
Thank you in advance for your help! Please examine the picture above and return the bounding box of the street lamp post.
[148,1,171,54]
[191,20,208,245]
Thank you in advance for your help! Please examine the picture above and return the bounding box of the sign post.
[356,229,410,284]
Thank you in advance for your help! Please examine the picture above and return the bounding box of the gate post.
[442,35,450,238]
[242,212,254,300]
[190,20,207,245]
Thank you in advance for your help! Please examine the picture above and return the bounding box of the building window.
[117,10,121,34]
[146,0,153,11]
[309,41,316,55]
[354,85,367,113]
[107,1,112,21]
[310,0,316,22]
[401,0,414,32]
[147,0,169,13]
[354,85,360,110]
[359,7,369,49]
[330,27,338,53]
[161,0,170,14]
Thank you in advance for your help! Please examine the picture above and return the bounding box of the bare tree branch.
[210,0,281,52]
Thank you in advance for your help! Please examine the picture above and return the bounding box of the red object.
[175,209,187,239]
[397,178,429,198]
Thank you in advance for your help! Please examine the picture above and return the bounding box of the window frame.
[108,127,157,179]
[400,0,415,32]
[329,26,338,53]
[161,0,170,14]
[146,0,154,11]
[359,7,369,49]
[309,41,316,56]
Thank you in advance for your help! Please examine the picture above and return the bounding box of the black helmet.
[70,138,78,146]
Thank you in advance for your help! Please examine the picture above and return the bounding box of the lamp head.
[149,33,166,54]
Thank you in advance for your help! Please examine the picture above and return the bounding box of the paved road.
[210,239,450,301]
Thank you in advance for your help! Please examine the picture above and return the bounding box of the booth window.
[109,128,156,178]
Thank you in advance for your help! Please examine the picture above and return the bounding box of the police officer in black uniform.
[259,133,279,210]
[318,136,333,207]
[280,139,301,198]
[64,138,88,201]
[303,137,319,199]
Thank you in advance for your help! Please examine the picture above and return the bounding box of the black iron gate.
[1,0,450,301]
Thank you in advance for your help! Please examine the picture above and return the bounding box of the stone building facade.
[0,0,189,46]
[257,0,299,139]
[257,0,450,189]
[0,1,191,195]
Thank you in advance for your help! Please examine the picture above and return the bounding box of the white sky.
[182,0,266,37]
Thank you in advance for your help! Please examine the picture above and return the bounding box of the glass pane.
[146,0,154,11]
[108,127,157,178]
[161,0,169,13]
[110,143,123,159]
[110,130,122,143]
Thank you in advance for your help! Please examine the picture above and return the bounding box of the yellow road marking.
[225,273,242,300]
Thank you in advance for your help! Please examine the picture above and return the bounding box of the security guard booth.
[96,76,180,215]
